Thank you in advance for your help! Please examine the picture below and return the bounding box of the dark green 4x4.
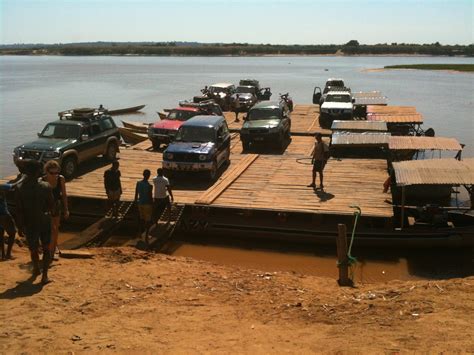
[240,101,291,151]
[13,108,121,179]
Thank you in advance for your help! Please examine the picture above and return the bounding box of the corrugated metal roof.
[393,159,474,186]
[331,132,391,146]
[331,120,388,131]
[352,91,388,106]
[366,105,417,114]
[389,136,462,151]
[367,113,424,123]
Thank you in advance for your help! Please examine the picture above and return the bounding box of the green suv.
[13,108,121,179]
[240,101,291,150]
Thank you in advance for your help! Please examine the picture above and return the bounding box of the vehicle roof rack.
[179,99,218,108]
[58,107,107,121]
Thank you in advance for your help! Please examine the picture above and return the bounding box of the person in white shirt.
[152,168,174,224]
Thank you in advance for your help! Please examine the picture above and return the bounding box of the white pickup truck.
[319,91,354,128]
[313,78,349,105]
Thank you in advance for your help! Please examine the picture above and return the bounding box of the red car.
[148,102,222,150]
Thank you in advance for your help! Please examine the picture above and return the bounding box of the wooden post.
[400,186,406,230]
[336,223,352,287]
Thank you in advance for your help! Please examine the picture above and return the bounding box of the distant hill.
[0,41,472,56]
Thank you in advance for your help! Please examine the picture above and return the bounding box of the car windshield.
[327,80,344,87]
[247,108,281,121]
[236,86,255,94]
[175,126,216,143]
[240,80,258,87]
[209,86,227,94]
[326,94,351,103]
[40,123,81,139]
[167,110,196,121]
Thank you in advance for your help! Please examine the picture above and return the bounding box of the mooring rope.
[295,157,313,165]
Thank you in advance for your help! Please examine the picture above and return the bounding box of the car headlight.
[165,152,174,160]
[44,151,61,159]
[321,108,328,113]
[269,126,279,133]
[13,147,20,156]
[344,109,353,114]
[199,154,208,161]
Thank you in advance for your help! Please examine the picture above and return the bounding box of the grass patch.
[384,64,474,72]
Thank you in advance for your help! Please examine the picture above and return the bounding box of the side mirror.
[217,135,223,143]
[81,134,89,141]
[243,115,248,121]
[352,98,355,104]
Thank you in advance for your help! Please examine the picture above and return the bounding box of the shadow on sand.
[0,274,43,299]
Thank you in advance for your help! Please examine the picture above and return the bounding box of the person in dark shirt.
[15,159,54,284]
[0,177,24,260]
[134,169,153,242]
[104,161,122,218]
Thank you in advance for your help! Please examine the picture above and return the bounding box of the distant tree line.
[0,41,472,56]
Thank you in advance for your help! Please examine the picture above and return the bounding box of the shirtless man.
[308,133,330,190]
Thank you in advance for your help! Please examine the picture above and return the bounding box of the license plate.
[254,137,264,141]
[177,163,194,171]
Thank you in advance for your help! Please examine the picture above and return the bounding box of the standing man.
[134,169,153,242]
[15,159,54,284]
[233,94,241,122]
[152,168,174,225]
[308,133,330,190]
[104,161,122,218]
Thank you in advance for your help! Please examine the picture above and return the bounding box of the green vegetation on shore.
[0,41,472,57]
[384,64,474,72]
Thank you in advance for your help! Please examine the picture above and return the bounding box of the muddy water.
[153,232,474,283]
[169,243,473,283]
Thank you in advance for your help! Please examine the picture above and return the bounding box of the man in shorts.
[152,168,174,225]
[134,169,153,242]
[15,159,54,284]
[104,161,122,218]
[308,133,330,190]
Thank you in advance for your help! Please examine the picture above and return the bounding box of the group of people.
[0,159,68,285]
[103,161,174,243]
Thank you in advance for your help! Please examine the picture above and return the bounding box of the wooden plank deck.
[224,104,331,136]
[64,134,392,219]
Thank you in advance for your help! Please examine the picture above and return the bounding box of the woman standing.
[42,160,69,260]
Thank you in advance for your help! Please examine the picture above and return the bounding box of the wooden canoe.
[108,104,146,115]
[157,111,168,120]
[121,120,150,133]
[118,127,148,145]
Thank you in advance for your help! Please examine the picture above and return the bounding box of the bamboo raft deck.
[224,104,331,136]
[63,134,392,219]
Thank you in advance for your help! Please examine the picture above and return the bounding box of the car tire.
[208,161,217,181]
[62,156,77,179]
[104,142,118,161]
[152,140,160,151]
[242,141,250,152]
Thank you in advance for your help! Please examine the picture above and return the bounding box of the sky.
[0,0,472,45]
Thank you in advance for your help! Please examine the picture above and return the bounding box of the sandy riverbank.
[361,67,473,74]
[1,246,473,353]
